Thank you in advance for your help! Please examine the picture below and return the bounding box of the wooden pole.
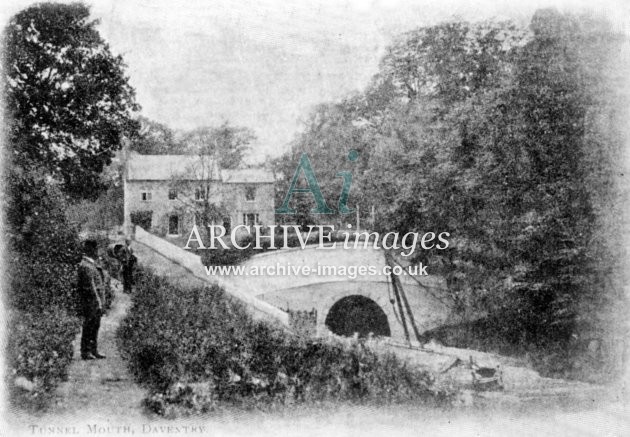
[385,253,410,344]
[371,204,375,228]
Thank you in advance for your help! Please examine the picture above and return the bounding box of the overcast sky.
[3,0,630,162]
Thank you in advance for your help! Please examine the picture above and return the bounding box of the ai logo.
[276,150,359,215]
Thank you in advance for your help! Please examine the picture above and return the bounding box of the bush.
[5,171,83,411]
[7,309,80,410]
[118,267,450,416]
[201,244,253,266]
[65,185,124,231]
[130,210,153,230]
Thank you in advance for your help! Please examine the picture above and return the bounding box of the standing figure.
[97,253,114,312]
[77,239,106,360]
[120,238,137,294]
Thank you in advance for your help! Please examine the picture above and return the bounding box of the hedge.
[5,174,83,411]
[117,267,450,416]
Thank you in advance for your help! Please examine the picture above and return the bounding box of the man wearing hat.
[76,239,106,360]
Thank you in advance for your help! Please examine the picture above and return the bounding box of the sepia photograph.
[1,0,630,435]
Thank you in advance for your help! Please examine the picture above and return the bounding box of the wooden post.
[371,204,375,228]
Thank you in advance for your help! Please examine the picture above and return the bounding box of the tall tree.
[4,2,139,199]
[377,20,527,103]
[131,116,181,155]
[276,13,629,369]
[179,122,255,169]
[490,9,629,344]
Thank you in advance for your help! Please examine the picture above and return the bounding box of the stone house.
[123,152,275,237]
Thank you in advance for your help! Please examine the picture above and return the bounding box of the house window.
[195,188,205,201]
[141,192,152,201]
[243,213,259,226]
[168,189,177,200]
[245,186,256,201]
[168,214,179,235]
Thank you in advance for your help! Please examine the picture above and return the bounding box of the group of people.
[76,237,136,360]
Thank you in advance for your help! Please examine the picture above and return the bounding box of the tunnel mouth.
[325,295,391,338]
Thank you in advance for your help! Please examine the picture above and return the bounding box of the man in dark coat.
[120,238,136,294]
[77,239,106,360]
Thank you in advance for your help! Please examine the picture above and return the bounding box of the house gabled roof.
[126,154,212,180]
[126,153,274,183]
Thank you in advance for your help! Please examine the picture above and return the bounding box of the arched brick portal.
[325,295,391,337]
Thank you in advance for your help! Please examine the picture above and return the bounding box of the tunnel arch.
[325,295,391,337]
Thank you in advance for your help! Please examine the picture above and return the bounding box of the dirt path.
[52,279,146,419]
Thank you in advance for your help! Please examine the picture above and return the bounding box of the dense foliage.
[118,268,449,415]
[5,172,82,410]
[130,210,153,230]
[273,10,629,376]
[65,184,124,231]
[130,119,255,169]
[4,2,139,199]
[179,123,255,169]
[132,116,184,155]
[7,309,79,411]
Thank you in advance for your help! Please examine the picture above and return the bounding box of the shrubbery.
[5,172,83,410]
[65,185,124,232]
[118,267,449,416]
[200,244,252,266]
[130,210,153,230]
[7,309,80,410]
